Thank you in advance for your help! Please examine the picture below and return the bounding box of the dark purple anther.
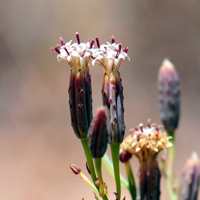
[95,37,100,48]
[59,37,65,46]
[118,43,122,53]
[89,40,95,49]
[64,47,70,56]
[111,35,116,44]
[76,32,80,44]
[54,45,61,54]
[140,124,143,132]
[123,47,129,53]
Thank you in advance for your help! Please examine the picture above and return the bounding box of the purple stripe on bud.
[75,69,89,138]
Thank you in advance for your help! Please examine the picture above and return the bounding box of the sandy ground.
[0,0,200,199]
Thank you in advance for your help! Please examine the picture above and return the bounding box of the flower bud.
[52,33,94,139]
[92,36,130,144]
[158,59,181,130]
[119,149,132,163]
[88,107,108,158]
[179,152,200,200]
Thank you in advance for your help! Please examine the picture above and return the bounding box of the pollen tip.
[76,32,80,44]
[95,36,100,48]
[111,35,116,43]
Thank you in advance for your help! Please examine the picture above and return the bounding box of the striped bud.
[158,59,181,131]
[179,152,200,200]
[88,107,108,158]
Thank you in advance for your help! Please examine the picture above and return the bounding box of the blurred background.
[0,0,200,199]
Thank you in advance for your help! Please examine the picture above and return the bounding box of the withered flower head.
[120,119,172,162]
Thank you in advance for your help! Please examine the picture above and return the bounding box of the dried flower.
[92,36,129,144]
[120,119,172,162]
[158,59,181,131]
[121,120,172,200]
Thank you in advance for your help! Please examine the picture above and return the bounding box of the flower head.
[91,36,130,76]
[120,119,172,162]
[51,32,94,72]
[51,32,94,139]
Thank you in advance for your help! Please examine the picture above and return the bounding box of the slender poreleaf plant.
[51,33,200,200]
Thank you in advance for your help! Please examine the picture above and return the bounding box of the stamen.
[50,47,55,52]
[123,47,129,53]
[95,37,100,48]
[147,119,151,128]
[115,43,122,58]
[76,32,80,44]
[111,35,116,44]
[59,37,65,46]
[64,47,70,56]
[118,43,122,53]
[139,123,143,132]
[89,40,95,49]
[54,45,61,54]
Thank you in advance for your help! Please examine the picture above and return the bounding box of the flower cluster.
[91,36,130,75]
[120,119,172,162]
[51,33,199,200]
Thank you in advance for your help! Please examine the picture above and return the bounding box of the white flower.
[52,33,94,71]
[91,37,130,76]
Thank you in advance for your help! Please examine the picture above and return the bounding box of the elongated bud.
[158,59,181,131]
[88,107,108,158]
[92,37,130,144]
[52,33,93,139]
[179,152,200,200]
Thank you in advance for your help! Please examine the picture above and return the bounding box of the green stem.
[102,153,128,188]
[166,130,177,200]
[110,144,121,199]
[125,161,136,200]
[81,139,97,186]
[95,158,104,195]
